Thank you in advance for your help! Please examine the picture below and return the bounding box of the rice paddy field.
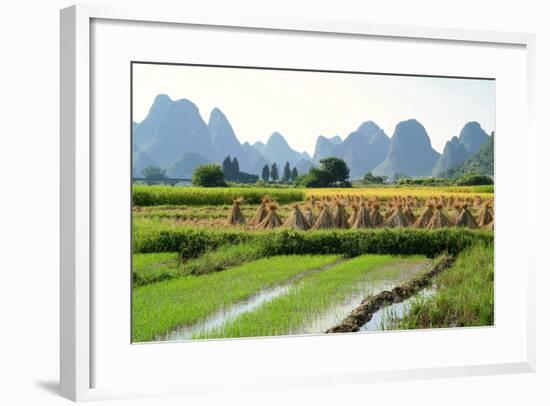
[132,185,494,343]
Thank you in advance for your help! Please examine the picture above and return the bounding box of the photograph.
[131,62,495,343]
[2,0,544,404]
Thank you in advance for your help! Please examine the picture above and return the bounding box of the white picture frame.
[60,3,536,402]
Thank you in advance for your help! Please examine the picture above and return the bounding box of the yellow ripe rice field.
[305,186,493,200]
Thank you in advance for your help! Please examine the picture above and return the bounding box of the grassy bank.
[133,242,267,286]
[133,185,305,206]
[392,242,494,329]
[133,220,493,257]
[132,252,181,286]
[198,255,428,339]
[132,255,340,342]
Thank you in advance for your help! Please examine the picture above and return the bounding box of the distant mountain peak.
[344,121,381,144]
[462,121,482,130]
[207,106,266,173]
[267,131,288,144]
[138,96,213,168]
[173,97,199,109]
[312,121,389,178]
[208,107,238,145]
[394,119,433,148]
[154,93,172,103]
[208,107,226,123]
[372,119,440,177]
[356,120,381,136]
[264,131,295,153]
[259,131,307,167]
[432,135,469,177]
[313,135,341,162]
[458,121,489,155]
[133,94,173,153]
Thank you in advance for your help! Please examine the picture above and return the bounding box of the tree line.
[260,162,299,183]
[193,156,302,187]
[139,155,493,188]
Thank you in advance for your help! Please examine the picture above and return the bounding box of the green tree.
[261,165,270,182]
[231,157,240,175]
[393,173,409,183]
[454,173,494,186]
[298,167,333,187]
[319,157,350,185]
[282,161,292,183]
[222,156,241,180]
[192,163,227,187]
[222,156,233,178]
[362,172,385,185]
[445,135,494,178]
[270,162,279,182]
[291,167,299,181]
[142,166,167,185]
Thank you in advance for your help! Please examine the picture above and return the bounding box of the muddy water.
[158,259,344,341]
[360,288,436,331]
[293,259,432,335]
[160,284,292,341]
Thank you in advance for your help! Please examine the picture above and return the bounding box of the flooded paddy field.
[134,254,435,342]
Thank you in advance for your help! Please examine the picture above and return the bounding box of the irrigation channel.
[360,288,436,331]
[327,256,454,333]
[158,257,451,341]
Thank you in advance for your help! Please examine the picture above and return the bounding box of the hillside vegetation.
[445,135,494,178]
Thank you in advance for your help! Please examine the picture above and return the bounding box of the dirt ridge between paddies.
[326,255,455,333]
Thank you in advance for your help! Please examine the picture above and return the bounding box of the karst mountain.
[132,94,493,179]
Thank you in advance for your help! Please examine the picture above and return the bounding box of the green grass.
[132,218,256,254]
[133,219,493,258]
[180,241,265,275]
[132,185,305,206]
[132,225,493,285]
[446,185,494,194]
[197,255,428,339]
[133,242,268,286]
[132,255,340,342]
[392,242,494,329]
[133,252,181,286]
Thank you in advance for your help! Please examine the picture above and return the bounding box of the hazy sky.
[132,63,495,155]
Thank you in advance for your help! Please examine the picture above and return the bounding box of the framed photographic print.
[60,4,536,402]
